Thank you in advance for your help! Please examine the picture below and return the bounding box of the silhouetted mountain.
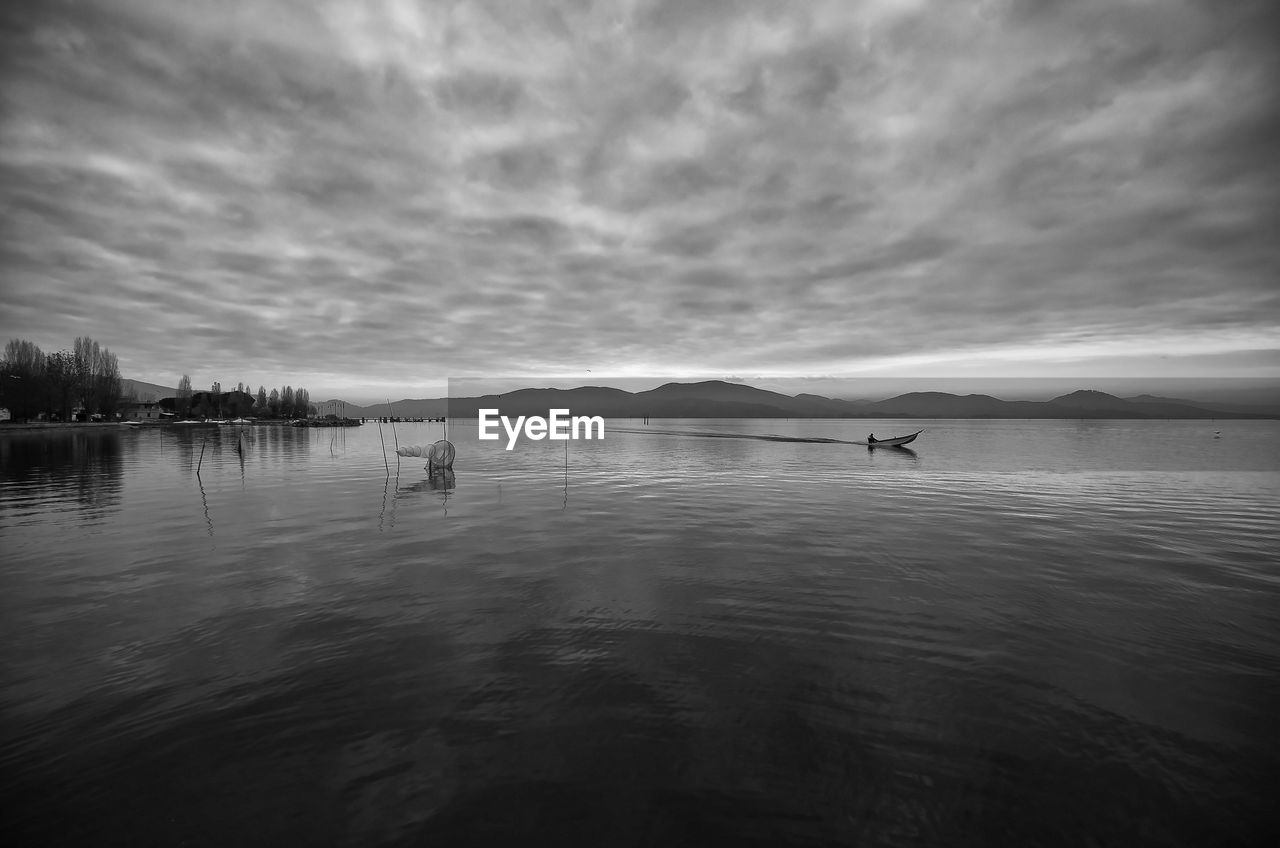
[455,386,638,419]
[637,380,780,403]
[1125,394,1201,406]
[121,379,176,403]
[1048,390,1238,419]
[794,393,864,413]
[1125,394,1280,416]
[321,381,1276,420]
[1048,390,1145,411]
[869,392,1025,417]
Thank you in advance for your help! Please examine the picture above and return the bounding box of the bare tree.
[72,336,122,417]
[97,346,122,417]
[177,374,192,417]
[2,339,45,421]
[44,350,77,420]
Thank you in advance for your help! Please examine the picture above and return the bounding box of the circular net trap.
[427,440,455,470]
[395,440,455,470]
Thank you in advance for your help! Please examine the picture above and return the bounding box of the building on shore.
[122,401,166,422]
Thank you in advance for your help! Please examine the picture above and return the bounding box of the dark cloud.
[1,0,1276,400]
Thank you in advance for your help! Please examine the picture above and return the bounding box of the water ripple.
[2,421,1277,845]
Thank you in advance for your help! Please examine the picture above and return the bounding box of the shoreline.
[1,415,1271,437]
[0,421,298,435]
[0,422,139,434]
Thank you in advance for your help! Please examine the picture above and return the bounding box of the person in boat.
[867,433,877,443]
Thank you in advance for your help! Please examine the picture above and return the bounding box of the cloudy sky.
[2,0,1277,402]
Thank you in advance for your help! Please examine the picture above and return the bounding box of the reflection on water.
[380,466,458,527]
[610,424,862,444]
[197,473,214,537]
[871,444,917,461]
[400,469,457,513]
[158,423,314,473]
[1,420,1277,845]
[429,468,456,492]
[397,469,457,496]
[0,429,125,521]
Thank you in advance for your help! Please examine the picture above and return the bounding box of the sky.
[1,0,1278,404]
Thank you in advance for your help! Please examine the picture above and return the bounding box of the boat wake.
[608,426,862,445]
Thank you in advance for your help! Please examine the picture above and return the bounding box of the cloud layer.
[2,0,1277,398]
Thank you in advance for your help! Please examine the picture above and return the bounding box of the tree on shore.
[154,378,314,421]
[1,339,46,421]
[44,350,78,421]
[72,336,121,417]
[2,337,328,425]
[176,374,192,417]
[2,336,123,421]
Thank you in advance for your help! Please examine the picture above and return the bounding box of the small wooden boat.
[852,430,923,447]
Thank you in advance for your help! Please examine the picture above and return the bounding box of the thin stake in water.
[376,419,390,476]
[387,398,399,452]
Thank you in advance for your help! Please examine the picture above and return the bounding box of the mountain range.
[315,382,1278,420]
[124,378,1276,419]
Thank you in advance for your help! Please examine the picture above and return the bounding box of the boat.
[852,430,923,447]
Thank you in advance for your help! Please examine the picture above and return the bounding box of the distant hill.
[863,389,1262,419]
[121,379,176,403]
[1124,394,1280,417]
[868,392,1051,418]
[1045,390,1248,419]
[321,381,1275,420]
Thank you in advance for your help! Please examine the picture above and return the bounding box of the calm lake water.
[2,419,1277,846]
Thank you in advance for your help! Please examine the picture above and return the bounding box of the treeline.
[164,375,314,420]
[1,337,122,422]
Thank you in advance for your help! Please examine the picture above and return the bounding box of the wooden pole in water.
[376,419,390,476]
[197,434,207,475]
[386,398,399,451]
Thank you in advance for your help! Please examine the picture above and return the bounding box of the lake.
[2,419,1277,846]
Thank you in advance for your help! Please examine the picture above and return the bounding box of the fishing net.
[427,440,455,470]
[395,440,455,469]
